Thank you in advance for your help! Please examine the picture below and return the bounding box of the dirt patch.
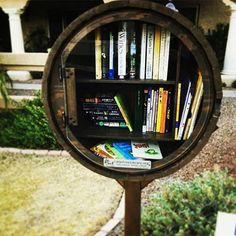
[0,153,123,236]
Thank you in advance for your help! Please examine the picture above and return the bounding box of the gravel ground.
[108,97,236,236]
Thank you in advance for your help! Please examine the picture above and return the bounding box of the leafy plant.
[206,23,229,70]
[0,93,61,150]
[0,66,12,107]
[141,171,236,236]
[231,80,236,88]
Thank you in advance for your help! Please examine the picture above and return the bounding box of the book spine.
[142,88,148,133]
[156,87,163,132]
[165,90,172,133]
[159,29,166,81]
[91,115,124,121]
[162,30,171,81]
[153,26,161,80]
[102,30,109,79]
[118,22,127,79]
[85,110,120,116]
[177,81,192,140]
[145,25,155,80]
[134,89,143,132]
[129,25,137,79]
[153,89,159,132]
[160,90,168,133]
[95,28,102,80]
[108,31,115,79]
[140,24,147,80]
[146,88,152,132]
[96,121,127,128]
[175,83,181,140]
[148,89,155,131]
[114,94,133,132]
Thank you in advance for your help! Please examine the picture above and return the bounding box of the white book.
[187,81,203,139]
[109,32,114,70]
[162,30,171,81]
[148,89,155,131]
[118,22,127,79]
[178,81,192,140]
[131,141,163,160]
[159,29,166,81]
[95,28,102,80]
[145,25,155,79]
[140,24,147,80]
[146,89,152,132]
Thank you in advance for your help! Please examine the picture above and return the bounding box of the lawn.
[0,153,123,236]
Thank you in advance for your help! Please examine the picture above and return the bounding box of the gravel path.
[108,97,236,236]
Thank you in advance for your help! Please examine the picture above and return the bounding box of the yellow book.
[95,28,102,80]
[156,87,164,132]
[160,90,168,134]
[153,26,161,80]
[174,83,181,140]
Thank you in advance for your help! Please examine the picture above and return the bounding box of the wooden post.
[124,181,142,236]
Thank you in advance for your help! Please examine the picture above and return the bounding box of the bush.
[231,80,236,89]
[0,94,61,150]
[141,171,236,236]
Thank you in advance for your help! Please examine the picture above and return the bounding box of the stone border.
[95,193,125,236]
[0,147,70,157]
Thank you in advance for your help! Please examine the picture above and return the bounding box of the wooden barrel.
[42,0,222,181]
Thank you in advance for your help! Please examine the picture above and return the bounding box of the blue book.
[113,141,138,160]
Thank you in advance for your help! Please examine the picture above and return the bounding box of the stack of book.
[91,140,163,169]
[95,21,171,80]
[81,93,133,131]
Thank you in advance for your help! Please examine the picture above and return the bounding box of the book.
[175,83,181,139]
[102,29,109,79]
[142,88,149,133]
[95,28,102,80]
[113,141,137,160]
[129,23,137,79]
[131,141,163,160]
[108,31,115,79]
[159,29,166,81]
[134,89,143,132]
[91,144,113,159]
[145,25,155,79]
[153,26,161,80]
[99,142,124,159]
[146,88,152,132]
[140,24,147,80]
[96,121,127,128]
[162,30,171,81]
[118,22,128,79]
[177,81,192,140]
[114,94,133,132]
[165,90,172,133]
[160,90,168,133]
[156,87,164,132]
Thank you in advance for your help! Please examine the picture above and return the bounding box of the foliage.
[0,93,61,150]
[141,171,236,236]
[0,66,12,107]
[231,80,236,89]
[206,23,229,70]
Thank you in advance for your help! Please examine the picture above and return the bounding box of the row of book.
[175,71,203,140]
[142,87,172,133]
[81,93,133,131]
[95,22,171,81]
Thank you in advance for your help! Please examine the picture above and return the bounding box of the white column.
[222,2,236,87]
[2,7,31,81]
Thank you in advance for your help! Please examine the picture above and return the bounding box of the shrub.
[231,80,236,89]
[141,171,236,236]
[0,67,12,107]
[0,94,61,150]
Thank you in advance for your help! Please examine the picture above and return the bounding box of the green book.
[114,94,133,132]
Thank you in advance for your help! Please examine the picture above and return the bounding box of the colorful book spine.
[134,89,143,132]
[156,87,164,132]
[118,22,127,79]
[160,90,168,133]
[145,25,155,80]
[95,28,102,80]
[142,88,149,133]
[153,26,161,80]
[114,94,133,132]
[140,24,147,80]
[96,121,127,128]
[146,88,152,132]
[175,83,181,140]
[165,90,172,133]
[113,141,137,160]
[108,31,115,79]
